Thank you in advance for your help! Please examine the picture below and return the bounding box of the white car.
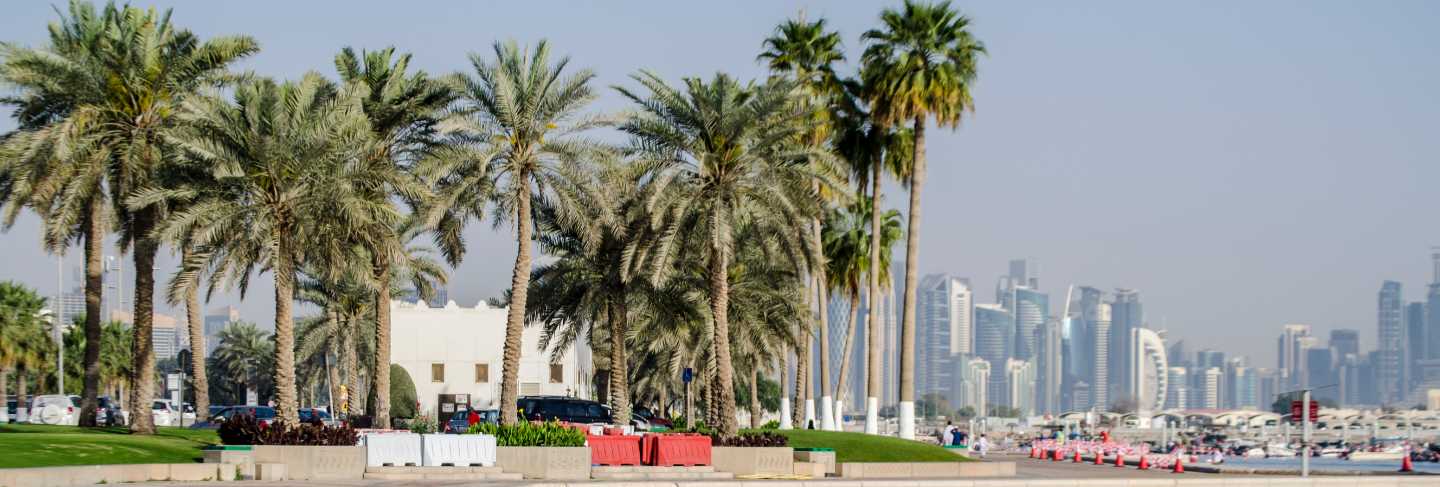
[28,395,78,426]
[152,400,175,427]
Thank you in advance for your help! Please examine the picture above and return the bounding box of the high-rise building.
[1165,367,1188,410]
[1091,302,1111,411]
[1008,258,1039,290]
[1306,347,1337,403]
[1196,349,1226,369]
[1406,302,1426,394]
[1429,249,1440,366]
[1228,365,1258,409]
[1005,359,1036,416]
[1257,368,1281,410]
[203,306,241,354]
[1128,328,1168,412]
[1036,317,1064,415]
[1109,289,1142,402]
[957,358,990,416]
[974,304,1014,411]
[1167,340,1189,368]
[1008,287,1048,361]
[1069,287,1104,388]
[1330,330,1360,361]
[917,275,972,404]
[1201,367,1222,409]
[1377,281,1405,403]
[846,290,899,409]
[1277,324,1312,389]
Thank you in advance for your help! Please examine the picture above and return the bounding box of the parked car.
[93,396,124,426]
[444,408,498,433]
[6,398,18,422]
[634,407,672,427]
[299,408,338,427]
[151,400,175,427]
[518,396,611,425]
[216,406,278,427]
[28,395,78,425]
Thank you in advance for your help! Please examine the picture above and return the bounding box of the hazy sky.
[2,1,1437,365]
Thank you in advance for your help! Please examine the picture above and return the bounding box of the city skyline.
[2,0,1438,369]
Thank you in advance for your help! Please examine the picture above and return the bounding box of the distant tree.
[917,392,953,419]
[988,405,1021,418]
[955,406,977,418]
[1109,396,1138,414]
[389,364,417,420]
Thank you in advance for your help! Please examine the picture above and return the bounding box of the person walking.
[975,434,991,458]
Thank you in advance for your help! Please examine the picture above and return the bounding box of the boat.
[1318,447,1346,458]
[1242,448,1268,458]
[1264,444,1296,458]
[1347,451,1404,461]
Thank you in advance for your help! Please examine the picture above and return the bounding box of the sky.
[2,1,1438,366]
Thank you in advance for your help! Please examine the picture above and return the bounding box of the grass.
[765,429,969,463]
[0,424,219,469]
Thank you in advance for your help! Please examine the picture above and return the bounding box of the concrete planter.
[363,432,423,467]
[250,445,366,480]
[421,433,497,466]
[793,449,835,474]
[711,446,793,475]
[494,446,590,480]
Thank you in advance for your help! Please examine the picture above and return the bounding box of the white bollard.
[898,401,916,440]
[834,400,845,431]
[865,397,879,435]
[779,397,792,430]
[803,399,816,429]
[820,395,834,431]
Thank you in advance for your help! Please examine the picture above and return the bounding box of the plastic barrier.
[588,434,642,466]
[421,433,498,467]
[649,433,712,466]
[363,432,423,467]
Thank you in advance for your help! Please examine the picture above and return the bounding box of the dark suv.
[517,396,611,424]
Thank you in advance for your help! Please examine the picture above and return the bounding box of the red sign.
[1290,400,1319,422]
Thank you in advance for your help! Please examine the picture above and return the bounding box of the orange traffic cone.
[1172,456,1185,474]
[1115,454,1126,468]
[1053,449,1062,461]
[1094,452,1105,465]
[1399,453,1414,473]
[1137,455,1150,470]
[1074,450,1083,463]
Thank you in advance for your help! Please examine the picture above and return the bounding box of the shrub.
[467,420,586,446]
[219,414,358,446]
[761,420,780,430]
[710,431,788,447]
[390,364,417,419]
[408,413,437,434]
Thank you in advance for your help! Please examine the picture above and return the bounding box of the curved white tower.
[1129,328,1168,413]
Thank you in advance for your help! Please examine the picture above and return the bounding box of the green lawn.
[0,424,219,468]
[765,429,969,463]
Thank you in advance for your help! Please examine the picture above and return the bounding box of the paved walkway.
[994,452,1200,479]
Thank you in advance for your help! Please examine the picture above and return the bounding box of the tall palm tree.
[211,322,274,406]
[153,73,375,424]
[617,72,833,436]
[427,40,607,425]
[0,281,51,422]
[822,199,902,423]
[334,46,455,429]
[2,1,257,434]
[758,15,846,430]
[861,0,984,439]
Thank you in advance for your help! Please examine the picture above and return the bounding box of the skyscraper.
[957,358,990,415]
[1329,330,1360,360]
[1166,367,1188,410]
[1277,324,1312,389]
[1377,281,1404,403]
[1110,289,1143,402]
[204,306,241,354]
[1007,286,1049,361]
[1201,367,1222,409]
[1008,258,1039,290]
[1005,359,1036,416]
[1128,328,1168,412]
[1091,302,1111,411]
[1036,317,1063,415]
[1306,347,1337,403]
[975,304,1014,411]
[1406,301,1426,394]
[917,275,972,404]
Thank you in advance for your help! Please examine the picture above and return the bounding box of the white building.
[1166,367,1188,410]
[1005,358,1036,416]
[957,357,990,415]
[918,275,972,406]
[1128,328,1168,413]
[390,300,593,419]
[1202,367,1222,409]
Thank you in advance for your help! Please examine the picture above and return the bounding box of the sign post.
[682,367,693,427]
[1301,390,1311,477]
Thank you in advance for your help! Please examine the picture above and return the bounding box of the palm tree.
[427,40,607,425]
[153,73,375,424]
[822,199,902,424]
[0,281,51,422]
[334,46,455,429]
[758,15,846,430]
[617,72,833,436]
[861,0,984,439]
[211,322,274,407]
[2,1,257,433]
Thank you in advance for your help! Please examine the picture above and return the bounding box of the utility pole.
[56,254,64,394]
[1301,389,1310,477]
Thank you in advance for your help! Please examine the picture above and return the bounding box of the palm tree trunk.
[865,156,884,435]
[608,290,631,426]
[78,196,104,426]
[792,311,808,429]
[0,369,9,423]
[499,177,533,425]
[897,117,926,440]
[834,290,860,407]
[16,368,27,422]
[373,259,393,429]
[749,366,761,429]
[708,210,739,436]
[811,214,832,430]
[182,247,210,422]
[272,228,299,425]
[343,329,359,417]
[326,311,342,415]
[129,213,159,435]
[778,344,790,429]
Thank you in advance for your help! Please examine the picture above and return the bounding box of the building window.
[475,363,489,383]
[431,363,445,383]
[549,364,564,384]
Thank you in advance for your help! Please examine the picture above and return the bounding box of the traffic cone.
[1399,453,1413,473]
[1137,455,1150,470]
[1074,450,1082,463]
[1172,456,1185,474]
[1053,449,1062,461]
[1115,454,1126,468]
[1094,452,1105,465]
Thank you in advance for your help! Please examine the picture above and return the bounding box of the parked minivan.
[27,395,78,425]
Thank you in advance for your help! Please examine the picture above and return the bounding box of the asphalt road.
[995,452,1211,479]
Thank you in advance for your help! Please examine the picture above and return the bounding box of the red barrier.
[588,434,642,466]
[649,434,712,466]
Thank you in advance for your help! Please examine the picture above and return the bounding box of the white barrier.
[363,432,423,467]
[421,434,498,467]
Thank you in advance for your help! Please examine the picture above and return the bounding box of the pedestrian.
[467,409,480,428]
[942,421,954,446]
[975,434,991,458]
